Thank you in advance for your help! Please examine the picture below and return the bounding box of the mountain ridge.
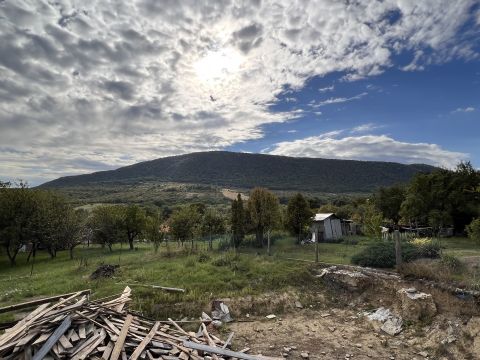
[40,151,436,193]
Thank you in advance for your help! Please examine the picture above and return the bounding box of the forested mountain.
[40,151,435,193]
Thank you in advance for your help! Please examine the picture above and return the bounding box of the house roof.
[313,213,336,221]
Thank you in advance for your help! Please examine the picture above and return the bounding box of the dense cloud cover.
[0,0,478,183]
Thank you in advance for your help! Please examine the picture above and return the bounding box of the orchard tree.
[201,208,225,250]
[286,193,312,244]
[145,213,165,253]
[120,205,147,250]
[90,205,123,251]
[247,188,280,247]
[169,206,201,249]
[0,182,36,266]
[466,218,480,243]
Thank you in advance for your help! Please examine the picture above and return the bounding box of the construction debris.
[0,287,279,359]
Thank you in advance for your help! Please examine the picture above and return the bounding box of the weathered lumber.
[183,341,283,360]
[129,321,160,360]
[110,314,133,360]
[32,315,72,360]
[0,290,91,314]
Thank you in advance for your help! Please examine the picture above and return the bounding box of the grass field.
[0,235,478,323]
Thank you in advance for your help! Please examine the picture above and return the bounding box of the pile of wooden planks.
[0,287,279,360]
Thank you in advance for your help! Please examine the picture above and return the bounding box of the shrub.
[440,253,463,272]
[466,218,480,243]
[197,253,210,263]
[352,239,441,268]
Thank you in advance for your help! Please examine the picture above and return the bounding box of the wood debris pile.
[0,287,277,360]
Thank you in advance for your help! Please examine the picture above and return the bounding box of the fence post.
[315,238,319,263]
[394,230,402,269]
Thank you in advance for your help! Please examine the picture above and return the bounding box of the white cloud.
[310,92,368,108]
[351,123,381,133]
[319,85,334,92]
[0,0,478,183]
[452,106,475,113]
[269,133,468,168]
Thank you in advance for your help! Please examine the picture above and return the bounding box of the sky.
[0,0,479,186]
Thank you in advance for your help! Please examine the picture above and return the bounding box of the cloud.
[269,133,467,168]
[350,123,381,133]
[319,85,334,92]
[0,0,478,183]
[310,92,368,108]
[452,106,475,113]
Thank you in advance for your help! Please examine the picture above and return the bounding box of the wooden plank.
[71,329,106,360]
[0,291,83,348]
[110,314,133,360]
[102,341,114,360]
[78,324,86,339]
[129,321,160,360]
[59,335,73,349]
[32,315,72,360]
[182,341,283,360]
[0,290,90,314]
[222,332,234,349]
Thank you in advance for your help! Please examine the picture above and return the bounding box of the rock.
[381,317,403,336]
[397,288,437,321]
[295,301,303,309]
[301,352,309,358]
[418,351,428,358]
[266,314,276,319]
[211,300,233,323]
[283,347,291,352]
[211,320,223,328]
[319,266,371,291]
[328,326,336,332]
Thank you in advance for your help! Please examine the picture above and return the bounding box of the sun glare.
[193,48,243,84]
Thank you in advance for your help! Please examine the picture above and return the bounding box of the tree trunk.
[267,230,271,256]
[255,227,263,247]
[129,236,134,250]
[209,233,212,251]
[69,247,74,260]
[6,246,17,266]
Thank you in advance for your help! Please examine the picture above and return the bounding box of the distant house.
[311,213,344,242]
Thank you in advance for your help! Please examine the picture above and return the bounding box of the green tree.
[247,188,280,247]
[0,182,36,266]
[145,213,165,253]
[120,205,147,250]
[361,202,383,239]
[466,218,480,243]
[201,208,225,250]
[375,185,406,224]
[231,194,246,248]
[90,206,123,251]
[286,193,313,244]
[169,206,201,249]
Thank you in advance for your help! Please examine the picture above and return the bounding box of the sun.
[193,48,243,85]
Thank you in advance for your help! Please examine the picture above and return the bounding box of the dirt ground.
[217,267,480,360]
[229,308,474,360]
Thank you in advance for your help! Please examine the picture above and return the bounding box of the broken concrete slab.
[397,288,436,321]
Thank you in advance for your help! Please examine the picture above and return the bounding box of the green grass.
[0,235,478,323]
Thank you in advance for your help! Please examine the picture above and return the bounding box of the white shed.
[311,213,343,242]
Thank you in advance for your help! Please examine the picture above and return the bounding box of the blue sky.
[0,0,479,185]
[230,59,480,167]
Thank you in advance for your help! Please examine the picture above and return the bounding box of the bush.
[440,253,463,272]
[352,239,441,268]
[466,218,480,243]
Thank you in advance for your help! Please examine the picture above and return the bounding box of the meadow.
[0,235,478,323]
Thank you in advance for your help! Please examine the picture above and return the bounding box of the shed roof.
[313,213,337,221]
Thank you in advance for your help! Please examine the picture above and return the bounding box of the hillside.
[40,151,435,193]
